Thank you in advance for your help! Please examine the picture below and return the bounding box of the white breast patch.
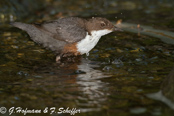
[76,29,112,55]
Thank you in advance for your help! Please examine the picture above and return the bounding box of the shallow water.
[0,0,174,116]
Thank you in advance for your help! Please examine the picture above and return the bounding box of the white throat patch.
[77,29,112,55]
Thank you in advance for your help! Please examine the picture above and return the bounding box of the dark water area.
[0,0,174,116]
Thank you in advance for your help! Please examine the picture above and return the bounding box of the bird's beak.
[114,26,123,31]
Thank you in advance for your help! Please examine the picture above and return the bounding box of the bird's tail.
[11,22,44,44]
[11,22,35,32]
[11,22,66,52]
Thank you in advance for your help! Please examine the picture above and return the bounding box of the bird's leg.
[56,53,63,63]
[56,56,61,63]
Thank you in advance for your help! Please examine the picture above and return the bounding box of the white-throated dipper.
[12,17,121,62]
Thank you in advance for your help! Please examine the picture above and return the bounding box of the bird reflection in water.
[29,57,110,112]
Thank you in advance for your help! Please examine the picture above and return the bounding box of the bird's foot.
[56,55,81,64]
[56,56,61,64]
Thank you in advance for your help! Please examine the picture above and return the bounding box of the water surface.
[0,0,174,116]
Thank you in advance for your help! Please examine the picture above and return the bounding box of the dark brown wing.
[37,17,87,43]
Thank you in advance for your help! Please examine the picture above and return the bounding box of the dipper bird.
[12,17,121,62]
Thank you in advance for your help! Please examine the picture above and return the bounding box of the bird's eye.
[101,22,106,27]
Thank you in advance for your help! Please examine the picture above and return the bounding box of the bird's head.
[86,17,122,36]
